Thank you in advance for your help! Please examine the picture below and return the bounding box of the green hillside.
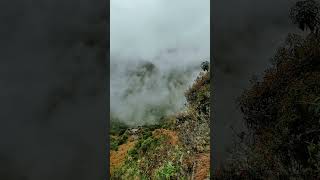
[110,69,210,180]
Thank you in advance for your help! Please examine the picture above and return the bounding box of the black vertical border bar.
[210,0,216,177]
[104,0,111,179]
[105,0,110,179]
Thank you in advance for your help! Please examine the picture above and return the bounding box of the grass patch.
[155,161,179,180]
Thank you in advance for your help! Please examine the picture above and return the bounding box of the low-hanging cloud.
[110,0,210,126]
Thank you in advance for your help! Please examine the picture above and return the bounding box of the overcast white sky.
[110,0,210,60]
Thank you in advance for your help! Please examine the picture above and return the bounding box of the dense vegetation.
[110,67,210,179]
[215,0,320,179]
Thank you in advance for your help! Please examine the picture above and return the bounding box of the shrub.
[185,71,210,117]
[110,120,128,135]
[155,161,179,180]
[110,136,119,151]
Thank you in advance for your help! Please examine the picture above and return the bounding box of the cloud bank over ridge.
[110,0,210,125]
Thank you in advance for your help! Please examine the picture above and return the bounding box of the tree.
[290,0,320,32]
[201,61,209,71]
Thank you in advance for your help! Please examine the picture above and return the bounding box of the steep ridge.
[110,68,210,180]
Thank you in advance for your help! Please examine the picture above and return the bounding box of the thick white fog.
[110,0,210,125]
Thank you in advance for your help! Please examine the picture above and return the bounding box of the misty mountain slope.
[110,58,202,126]
[110,0,209,128]
[215,1,320,177]
[110,69,210,180]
